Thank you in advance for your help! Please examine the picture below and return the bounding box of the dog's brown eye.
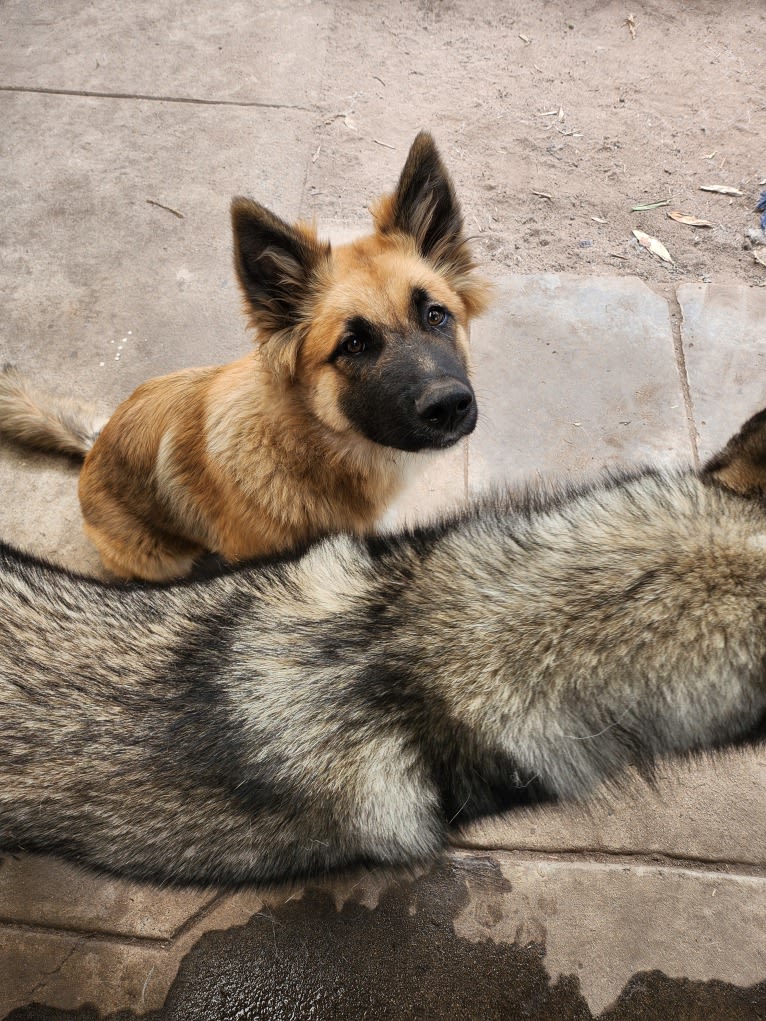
[341,336,365,355]
[427,306,447,327]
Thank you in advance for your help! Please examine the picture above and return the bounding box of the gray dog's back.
[1,460,766,886]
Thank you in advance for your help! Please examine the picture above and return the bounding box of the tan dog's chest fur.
[79,352,409,577]
[0,132,489,580]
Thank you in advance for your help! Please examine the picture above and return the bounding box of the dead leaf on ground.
[753,250,766,268]
[632,229,674,264]
[699,185,744,196]
[625,13,636,39]
[667,210,714,227]
[631,199,670,211]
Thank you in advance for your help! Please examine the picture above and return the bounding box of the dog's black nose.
[416,380,475,433]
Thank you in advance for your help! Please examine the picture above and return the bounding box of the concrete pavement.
[2,1,766,1018]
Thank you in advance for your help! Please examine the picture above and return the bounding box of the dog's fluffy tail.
[0,365,109,458]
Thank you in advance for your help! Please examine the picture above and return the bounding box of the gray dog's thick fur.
[2,410,766,887]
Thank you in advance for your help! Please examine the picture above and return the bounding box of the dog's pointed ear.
[372,132,490,318]
[231,198,330,374]
[377,132,463,261]
[702,408,766,498]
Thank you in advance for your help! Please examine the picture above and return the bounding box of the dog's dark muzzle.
[415,378,476,438]
[339,345,478,452]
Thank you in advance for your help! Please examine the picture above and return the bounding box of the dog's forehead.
[317,236,463,328]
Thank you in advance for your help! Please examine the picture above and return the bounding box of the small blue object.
[755,191,766,229]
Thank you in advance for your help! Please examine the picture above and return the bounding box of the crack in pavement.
[23,936,87,999]
[0,84,314,112]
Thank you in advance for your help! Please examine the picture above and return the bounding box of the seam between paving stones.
[297,4,336,216]
[0,85,315,112]
[163,889,230,942]
[448,845,766,877]
[2,850,765,945]
[668,284,700,468]
[0,890,228,945]
[0,918,181,948]
[298,138,319,220]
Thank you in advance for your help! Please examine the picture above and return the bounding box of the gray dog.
[1,408,766,887]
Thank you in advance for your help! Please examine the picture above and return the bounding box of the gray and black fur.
[2,410,766,887]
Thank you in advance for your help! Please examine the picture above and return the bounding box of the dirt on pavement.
[305,0,766,300]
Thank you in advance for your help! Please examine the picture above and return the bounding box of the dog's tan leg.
[82,520,201,582]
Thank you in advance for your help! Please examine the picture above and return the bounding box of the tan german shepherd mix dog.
[0,132,489,580]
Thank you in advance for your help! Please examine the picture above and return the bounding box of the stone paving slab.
[679,282,766,460]
[392,273,696,528]
[456,748,766,867]
[467,274,691,492]
[455,851,766,1017]
[0,0,332,107]
[0,888,266,1018]
[1,927,170,1017]
[4,851,765,1019]
[0,856,215,939]
[1,92,313,392]
[0,451,99,576]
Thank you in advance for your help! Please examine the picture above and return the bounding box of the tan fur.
[79,351,413,579]
[0,366,107,457]
[0,134,489,580]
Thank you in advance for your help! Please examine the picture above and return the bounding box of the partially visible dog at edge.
[0,131,489,580]
[1,408,766,887]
